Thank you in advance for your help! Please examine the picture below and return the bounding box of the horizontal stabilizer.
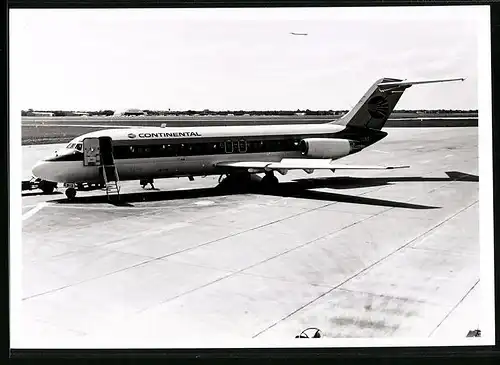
[216,159,409,172]
[378,77,465,91]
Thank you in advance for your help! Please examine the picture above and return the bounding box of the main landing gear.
[261,171,279,188]
[217,171,279,191]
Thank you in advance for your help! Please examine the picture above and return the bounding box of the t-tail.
[333,77,465,130]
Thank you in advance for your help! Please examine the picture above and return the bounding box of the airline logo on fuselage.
[132,132,202,138]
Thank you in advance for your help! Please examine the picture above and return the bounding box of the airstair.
[98,136,121,201]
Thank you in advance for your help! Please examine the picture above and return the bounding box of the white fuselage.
[32,123,351,184]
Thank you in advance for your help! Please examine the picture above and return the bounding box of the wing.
[216,158,409,174]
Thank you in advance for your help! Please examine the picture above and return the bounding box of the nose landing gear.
[140,178,155,189]
[65,187,77,200]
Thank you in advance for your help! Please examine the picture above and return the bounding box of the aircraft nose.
[32,160,52,181]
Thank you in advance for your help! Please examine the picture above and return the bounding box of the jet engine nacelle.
[299,138,358,159]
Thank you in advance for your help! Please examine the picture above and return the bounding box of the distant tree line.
[124,109,478,116]
[22,108,478,117]
[22,109,115,116]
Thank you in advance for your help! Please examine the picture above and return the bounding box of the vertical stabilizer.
[334,77,465,130]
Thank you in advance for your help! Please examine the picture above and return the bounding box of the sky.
[10,6,486,111]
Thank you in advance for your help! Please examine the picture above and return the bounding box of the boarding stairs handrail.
[101,164,121,200]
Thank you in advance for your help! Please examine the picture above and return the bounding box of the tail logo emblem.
[128,133,137,138]
[367,96,389,119]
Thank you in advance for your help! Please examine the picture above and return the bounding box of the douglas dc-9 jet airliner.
[31,77,465,200]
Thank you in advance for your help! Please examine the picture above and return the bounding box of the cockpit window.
[75,143,82,151]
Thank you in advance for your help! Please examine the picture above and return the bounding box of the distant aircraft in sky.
[290,32,308,36]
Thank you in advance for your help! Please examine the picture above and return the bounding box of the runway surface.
[19,127,480,346]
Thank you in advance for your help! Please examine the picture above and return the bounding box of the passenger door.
[83,138,101,166]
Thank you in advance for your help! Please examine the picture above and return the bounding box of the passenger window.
[165,144,174,156]
[225,140,233,153]
[238,140,247,153]
[179,144,186,156]
[259,141,265,152]
[193,144,203,155]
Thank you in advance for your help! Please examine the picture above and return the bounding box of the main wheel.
[65,187,77,200]
[217,172,252,192]
[261,174,279,189]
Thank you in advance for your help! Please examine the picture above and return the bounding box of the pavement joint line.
[138,188,399,318]
[37,208,246,256]
[408,245,478,257]
[22,202,51,221]
[22,251,157,301]
[251,198,479,338]
[428,279,480,337]
[21,167,478,321]
[131,196,393,314]
[21,171,464,301]
[148,184,392,261]
[74,185,396,315]
[22,186,386,301]
[22,204,38,209]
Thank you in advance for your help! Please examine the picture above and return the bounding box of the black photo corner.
[3,0,500,361]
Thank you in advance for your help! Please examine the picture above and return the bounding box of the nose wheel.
[65,187,77,200]
[140,179,155,189]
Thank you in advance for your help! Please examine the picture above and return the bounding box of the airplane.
[31,77,465,200]
[290,32,308,36]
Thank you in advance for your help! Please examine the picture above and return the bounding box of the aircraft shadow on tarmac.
[22,191,63,197]
[289,171,478,190]
[49,171,477,210]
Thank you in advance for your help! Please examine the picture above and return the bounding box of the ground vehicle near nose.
[22,177,58,194]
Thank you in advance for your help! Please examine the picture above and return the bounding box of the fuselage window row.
[111,138,301,159]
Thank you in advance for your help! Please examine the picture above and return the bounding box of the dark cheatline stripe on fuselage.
[111,133,340,146]
[44,152,84,162]
[43,128,387,163]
